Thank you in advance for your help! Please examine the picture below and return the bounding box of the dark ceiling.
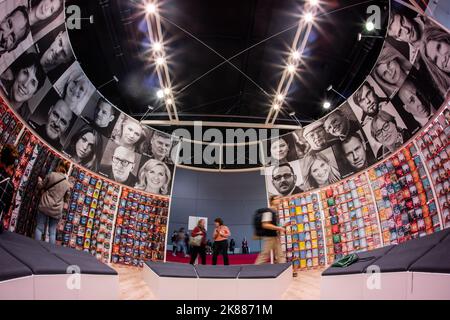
[67,0,389,133]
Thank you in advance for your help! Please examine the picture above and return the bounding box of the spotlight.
[156,57,165,66]
[309,0,319,6]
[365,21,375,31]
[156,90,164,98]
[304,12,314,23]
[289,111,296,116]
[164,88,171,95]
[166,98,173,105]
[153,42,162,52]
[146,3,157,14]
[287,64,296,73]
[323,101,331,109]
[273,103,280,110]
[276,94,284,102]
[357,33,362,41]
[292,50,301,60]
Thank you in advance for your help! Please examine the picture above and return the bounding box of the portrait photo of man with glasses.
[267,161,303,197]
[99,141,140,186]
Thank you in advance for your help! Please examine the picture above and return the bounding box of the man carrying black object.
[0,145,19,234]
[254,207,286,265]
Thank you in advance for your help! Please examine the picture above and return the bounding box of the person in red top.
[212,217,230,265]
[190,219,207,265]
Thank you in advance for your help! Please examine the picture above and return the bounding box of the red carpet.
[166,251,258,265]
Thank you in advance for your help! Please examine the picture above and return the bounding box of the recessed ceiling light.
[292,51,301,60]
[166,98,173,105]
[153,42,162,51]
[365,21,375,31]
[287,64,296,73]
[156,90,164,98]
[146,3,156,14]
[156,57,165,66]
[323,101,331,109]
[164,88,171,95]
[276,94,284,102]
[304,12,314,23]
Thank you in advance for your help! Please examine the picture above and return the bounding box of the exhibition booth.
[0,0,449,300]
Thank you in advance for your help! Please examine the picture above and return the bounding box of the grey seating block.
[145,261,198,278]
[37,242,117,275]
[375,229,450,273]
[0,231,39,245]
[322,245,395,276]
[0,239,69,275]
[238,263,291,279]
[409,234,450,274]
[0,246,32,282]
[195,265,241,278]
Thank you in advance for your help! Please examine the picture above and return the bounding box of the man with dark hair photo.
[100,146,137,186]
[397,79,434,127]
[0,51,46,119]
[29,99,73,150]
[0,6,30,57]
[387,11,427,63]
[270,163,302,197]
[352,81,392,125]
[148,131,173,164]
[91,97,116,137]
[39,30,72,73]
[323,109,360,141]
[338,132,374,172]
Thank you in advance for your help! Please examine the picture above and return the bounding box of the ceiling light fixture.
[365,21,375,31]
[164,88,171,95]
[287,64,296,73]
[304,12,314,23]
[146,3,157,14]
[276,94,284,102]
[156,89,164,98]
[153,42,162,51]
[155,56,165,66]
[273,103,280,110]
[323,101,331,109]
[292,50,301,60]
[166,98,173,105]
[309,0,319,6]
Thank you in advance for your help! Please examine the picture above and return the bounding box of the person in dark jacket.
[0,145,19,234]
[189,219,207,265]
[255,207,286,264]
[34,161,72,244]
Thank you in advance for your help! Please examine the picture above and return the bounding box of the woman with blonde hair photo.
[112,115,149,153]
[62,70,94,115]
[419,25,450,97]
[135,158,171,195]
[372,44,411,97]
[301,152,341,190]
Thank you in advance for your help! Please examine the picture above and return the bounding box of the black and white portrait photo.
[81,95,118,138]
[264,133,301,166]
[35,24,74,82]
[63,118,106,172]
[301,121,336,152]
[299,148,341,191]
[99,140,141,186]
[111,113,151,154]
[0,48,50,120]
[0,0,33,75]
[371,42,412,98]
[28,0,65,42]
[291,128,311,159]
[322,103,361,141]
[27,89,75,151]
[349,76,409,159]
[266,160,303,198]
[332,130,376,178]
[146,130,175,165]
[134,155,174,196]
[53,61,95,116]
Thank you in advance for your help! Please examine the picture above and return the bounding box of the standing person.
[242,237,249,254]
[0,145,19,234]
[34,161,71,244]
[189,219,207,265]
[170,229,178,255]
[229,239,236,254]
[212,218,230,265]
[254,207,286,265]
[174,227,188,257]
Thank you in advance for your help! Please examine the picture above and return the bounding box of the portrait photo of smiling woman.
[53,62,95,116]
[0,51,46,120]
[28,0,64,40]
[135,158,173,195]
[300,150,341,191]
[372,42,412,97]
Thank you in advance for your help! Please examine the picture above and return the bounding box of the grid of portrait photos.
[0,0,178,196]
[264,2,450,197]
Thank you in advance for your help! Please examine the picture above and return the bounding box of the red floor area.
[166,251,259,265]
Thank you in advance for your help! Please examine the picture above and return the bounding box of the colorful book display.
[320,174,381,264]
[0,100,24,150]
[58,166,121,263]
[111,188,169,267]
[278,193,326,272]
[368,143,440,245]
[416,106,450,228]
